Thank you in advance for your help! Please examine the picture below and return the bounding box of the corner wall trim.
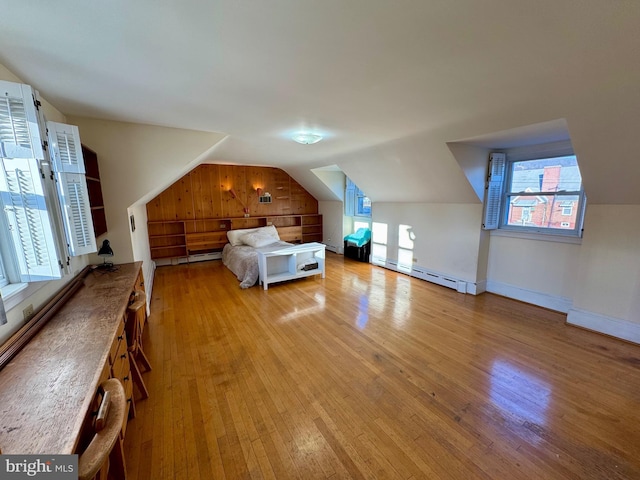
[473,280,487,295]
[144,262,156,316]
[486,280,572,313]
[567,308,640,345]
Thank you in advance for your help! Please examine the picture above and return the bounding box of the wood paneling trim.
[146,164,318,222]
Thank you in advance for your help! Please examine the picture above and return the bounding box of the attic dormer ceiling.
[1,1,639,204]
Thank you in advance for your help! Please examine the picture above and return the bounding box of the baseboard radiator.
[324,243,342,254]
[374,258,473,294]
[154,251,222,267]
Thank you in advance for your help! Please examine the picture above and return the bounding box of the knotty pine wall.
[146,164,319,221]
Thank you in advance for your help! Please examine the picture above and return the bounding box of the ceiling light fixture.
[292,133,323,145]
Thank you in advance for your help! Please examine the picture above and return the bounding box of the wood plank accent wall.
[146,164,318,222]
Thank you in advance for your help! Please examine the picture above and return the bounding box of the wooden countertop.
[0,262,141,454]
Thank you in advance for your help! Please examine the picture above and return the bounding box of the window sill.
[1,281,46,312]
[490,229,583,245]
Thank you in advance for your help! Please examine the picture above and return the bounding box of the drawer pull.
[123,375,129,381]
[120,354,127,359]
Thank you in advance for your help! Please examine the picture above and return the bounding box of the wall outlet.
[23,304,34,321]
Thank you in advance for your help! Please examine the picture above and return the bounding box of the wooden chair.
[126,291,151,400]
[78,378,127,480]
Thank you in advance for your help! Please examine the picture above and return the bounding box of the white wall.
[372,203,484,283]
[312,169,345,201]
[127,204,154,304]
[447,143,490,201]
[318,201,344,253]
[486,235,581,312]
[567,205,640,342]
[572,205,640,319]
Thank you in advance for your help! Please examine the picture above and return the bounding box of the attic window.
[483,145,586,237]
[345,177,371,217]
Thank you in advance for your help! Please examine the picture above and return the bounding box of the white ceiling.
[2,1,639,203]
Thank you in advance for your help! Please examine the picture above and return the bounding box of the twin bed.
[221,225,293,288]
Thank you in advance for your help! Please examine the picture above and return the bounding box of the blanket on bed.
[222,240,293,288]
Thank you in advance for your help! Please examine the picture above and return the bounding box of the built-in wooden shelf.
[148,214,323,260]
[145,164,323,261]
[83,145,108,237]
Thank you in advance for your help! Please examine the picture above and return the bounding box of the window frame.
[483,141,586,239]
[355,187,371,218]
[345,177,371,218]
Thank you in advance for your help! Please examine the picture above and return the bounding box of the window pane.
[356,196,371,216]
[506,194,581,229]
[509,156,582,194]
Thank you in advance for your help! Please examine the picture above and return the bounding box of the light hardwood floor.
[124,253,640,479]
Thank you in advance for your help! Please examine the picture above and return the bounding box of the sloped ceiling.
[2,1,639,204]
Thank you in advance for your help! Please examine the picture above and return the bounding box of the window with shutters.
[345,177,371,218]
[482,144,586,238]
[0,79,96,301]
[47,121,96,257]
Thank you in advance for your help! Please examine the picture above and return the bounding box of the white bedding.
[222,240,293,288]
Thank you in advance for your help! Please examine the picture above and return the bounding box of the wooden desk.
[0,262,142,454]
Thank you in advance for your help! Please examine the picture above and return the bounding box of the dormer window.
[483,142,586,238]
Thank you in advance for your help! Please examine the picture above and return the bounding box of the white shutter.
[482,153,506,230]
[56,172,96,256]
[345,178,356,217]
[0,254,7,288]
[0,81,44,161]
[47,121,96,256]
[47,121,84,174]
[0,157,61,282]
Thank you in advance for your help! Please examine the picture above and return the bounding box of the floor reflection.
[357,295,369,329]
[279,292,326,322]
[353,269,413,330]
[392,276,411,327]
[489,359,551,427]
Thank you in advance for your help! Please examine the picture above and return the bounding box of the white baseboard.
[324,243,342,254]
[374,259,479,295]
[567,308,640,345]
[486,280,572,313]
[474,280,487,295]
[154,252,221,267]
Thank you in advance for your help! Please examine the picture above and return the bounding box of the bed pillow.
[241,231,279,248]
[227,227,258,246]
[260,225,280,240]
[227,225,280,246]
